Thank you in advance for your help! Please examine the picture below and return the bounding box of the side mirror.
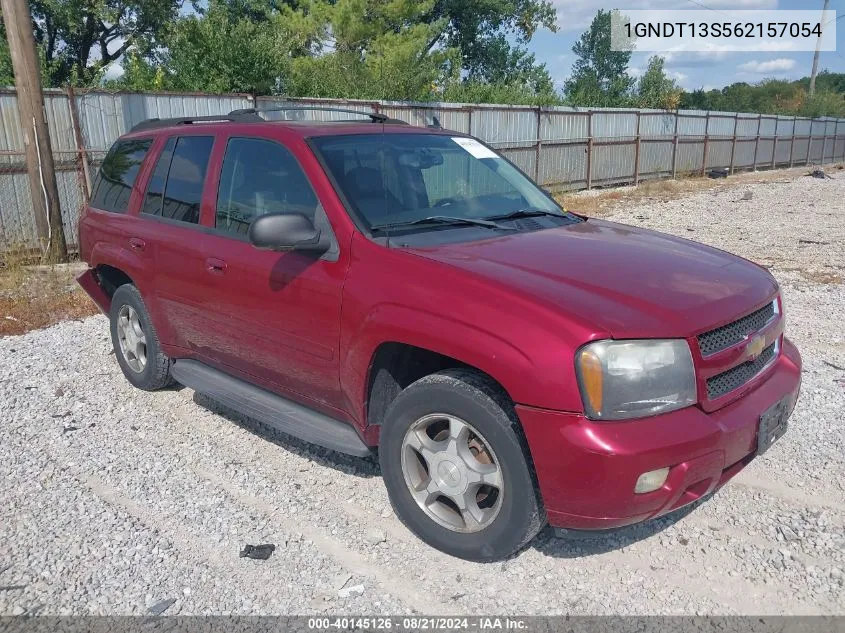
[248,213,327,253]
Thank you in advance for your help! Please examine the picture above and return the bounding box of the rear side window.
[215,138,319,236]
[142,136,214,224]
[90,138,153,213]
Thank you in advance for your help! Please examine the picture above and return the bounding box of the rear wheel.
[109,284,173,391]
[379,369,545,561]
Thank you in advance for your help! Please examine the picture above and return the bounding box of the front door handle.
[205,257,227,275]
[129,237,145,251]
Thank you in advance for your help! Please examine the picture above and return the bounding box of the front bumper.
[518,336,802,530]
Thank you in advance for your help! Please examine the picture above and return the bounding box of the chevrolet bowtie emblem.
[746,335,765,360]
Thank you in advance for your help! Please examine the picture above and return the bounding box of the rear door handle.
[129,237,145,251]
[205,257,227,275]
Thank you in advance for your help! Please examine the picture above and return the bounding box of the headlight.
[575,339,697,420]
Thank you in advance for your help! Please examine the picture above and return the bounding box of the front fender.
[342,302,558,432]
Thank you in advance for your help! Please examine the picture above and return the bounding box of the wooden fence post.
[753,114,762,170]
[66,85,91,201]
[701,112,710,177]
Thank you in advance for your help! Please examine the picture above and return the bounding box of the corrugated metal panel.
[794,119,812,136]
[639,112,675,137]
[676,141,704,174]
[0,93,24,151]
[472,106,536,147]
[498,147,536,178]
[733,139,757,168]
[541,109,589,142]
[538,142,587,187]
[0,171,36,247]
[809,139,825,162]
[735,115,759,137]
[591,111,637,138]
[775,116,796,137]
[77,91,252,149]
[677,113,707,136]
[758,117,777,137]
[706,139,733,168]
[757,139,775,165]
[592,142,636,184]
[708,114,736,137]
[774,138,792,165]
[638,140,673,176]
[792,138,810,163]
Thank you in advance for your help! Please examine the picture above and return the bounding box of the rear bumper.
[518,337,802,530]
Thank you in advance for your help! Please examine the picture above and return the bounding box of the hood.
[404,218,778,339]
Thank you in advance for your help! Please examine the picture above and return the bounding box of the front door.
[196,135,349,411]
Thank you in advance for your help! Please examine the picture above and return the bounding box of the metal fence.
[2,87,844,250]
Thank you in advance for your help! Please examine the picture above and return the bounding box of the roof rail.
[229,106,407,125]
[129,112,263,133]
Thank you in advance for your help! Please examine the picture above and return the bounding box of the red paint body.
[78,121,802,530]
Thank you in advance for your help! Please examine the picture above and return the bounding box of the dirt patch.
[0,263,98,336]
[557,165,842,217]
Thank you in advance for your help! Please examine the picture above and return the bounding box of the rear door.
[196,133,349,412]
[132,133,217,352]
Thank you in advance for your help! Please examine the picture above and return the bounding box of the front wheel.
[379,369,545,561]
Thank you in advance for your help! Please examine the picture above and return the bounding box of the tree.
[636,56,681,110]
[286,0,457,101]
[565,10,634,107]
[29,0,182,87]
[0,10,13,86]
[423,0,557,87]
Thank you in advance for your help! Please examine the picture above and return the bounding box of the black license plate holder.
[757,396,790,455]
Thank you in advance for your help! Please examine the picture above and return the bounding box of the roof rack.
[129,105,408,133]
[129,112,263,132]
[229,106,407,125]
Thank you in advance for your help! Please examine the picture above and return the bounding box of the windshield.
[310,133,566,230]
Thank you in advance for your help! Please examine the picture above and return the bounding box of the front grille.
[706,342,776,400]
[697,302,776,356]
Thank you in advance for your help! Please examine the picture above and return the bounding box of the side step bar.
[170,359,372,457]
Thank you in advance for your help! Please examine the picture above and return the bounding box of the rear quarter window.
[90,138,153,213]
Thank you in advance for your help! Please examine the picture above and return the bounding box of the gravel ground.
[1,170,844,617]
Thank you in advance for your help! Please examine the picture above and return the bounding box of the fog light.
[634,467,670,494]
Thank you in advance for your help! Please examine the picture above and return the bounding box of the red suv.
[77,107,801,561]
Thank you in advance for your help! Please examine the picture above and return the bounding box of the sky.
[532,0,845,91]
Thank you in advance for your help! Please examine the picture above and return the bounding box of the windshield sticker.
[451,137,498,159]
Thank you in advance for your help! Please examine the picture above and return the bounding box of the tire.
[379,368,545,561]
[109,284,173,391]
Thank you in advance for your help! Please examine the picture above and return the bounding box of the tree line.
[1,3,843,117]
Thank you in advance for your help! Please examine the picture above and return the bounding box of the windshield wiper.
[483,208,566,221]
[370,215,516,232]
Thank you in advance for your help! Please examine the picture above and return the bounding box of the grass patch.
[0,263,99,336]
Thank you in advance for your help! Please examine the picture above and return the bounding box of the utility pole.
[0,0,67,262]
[809,0,830,98]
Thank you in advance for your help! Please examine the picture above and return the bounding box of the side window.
[142,135,213,224]
[215,138,319,236]
[90,138,153,213]
[141,137,175,216]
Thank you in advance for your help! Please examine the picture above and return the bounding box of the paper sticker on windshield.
[451,137,498,159]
